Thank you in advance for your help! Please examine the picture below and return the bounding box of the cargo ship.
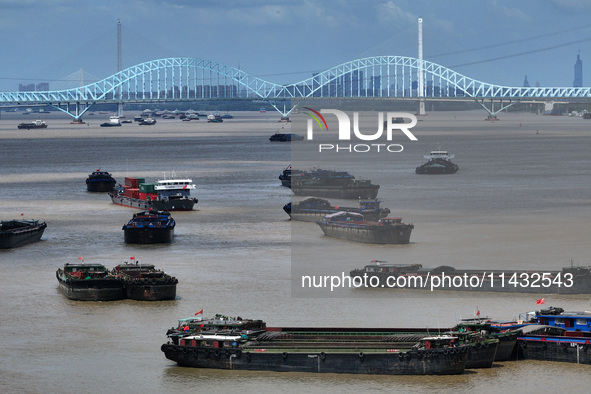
[290,168,380,199]
[56,262,125,301]
[161,315,471,375]
[122,210,175,244]
[114,261,178,301]
[17,119,47,129]
[86,170,117,192]
[0,219,47,249]
[283,198,391,222]
[317,212,413,244]
[349,262,591,294]
[109,174,198,211]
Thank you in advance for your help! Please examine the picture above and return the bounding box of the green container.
[139,183,156,193]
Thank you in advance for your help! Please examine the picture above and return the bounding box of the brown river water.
[0,108,590,393]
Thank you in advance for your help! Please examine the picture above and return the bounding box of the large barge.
[284,198,391,222]
[122,210,175,244]
[0,219,47,249]
[56,262,125,301]
[514,307,591,364]
[349,262,591,294]
[161,315,471,375]
[285,168,380,199]
[317,212,413,244]
[115,261,178,301]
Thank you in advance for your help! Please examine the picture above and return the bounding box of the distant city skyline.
[1,1,591,91]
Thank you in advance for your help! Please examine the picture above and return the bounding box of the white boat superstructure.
[423,149,454,160]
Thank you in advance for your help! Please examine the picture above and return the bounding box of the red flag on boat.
[536,298,545,305]
[21,213,24,216]
[78,257,83,260]
[195,308,203,316]
[477,310,481,316]
[130,256,135,260]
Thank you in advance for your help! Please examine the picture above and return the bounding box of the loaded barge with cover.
[161,315,471,375]
[317,212,413,244]
[285,168,380,199]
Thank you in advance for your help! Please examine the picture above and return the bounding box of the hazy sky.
[1,0,590,91]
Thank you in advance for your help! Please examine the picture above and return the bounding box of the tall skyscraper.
[573,54,583,87]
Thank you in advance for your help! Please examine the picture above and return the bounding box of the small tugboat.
[0,219,47,249]
[122,210,175,244]
[114,260,178,301]
[349,263,591,294]
[416,149,459,174]
[17,119,47,129]
[85,169,117,192]
[317,212,413,244]
[138,117,156,125]
[109,174,198,211]
[100,116,122,127]
[56,261,125,301]
[284,198,391,222]
[290,168,380,199]
[161,314,470,375]
[269,133,304,142]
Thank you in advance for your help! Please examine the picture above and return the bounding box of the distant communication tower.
[573,53,583,87]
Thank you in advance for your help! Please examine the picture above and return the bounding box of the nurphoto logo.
[303,108,418,153]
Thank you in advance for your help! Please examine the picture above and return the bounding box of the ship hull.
[123,228,174,244]
[161,344,468,375]
[86,179,117,192]
[0,221,46,249]
[291,185,379,200]
[517,336,591,364]
[56,277,125,301]
[318,223,413,244]
[111,195,196,211]
[124,282,177,301]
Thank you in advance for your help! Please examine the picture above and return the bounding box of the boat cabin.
[536,311,591,332]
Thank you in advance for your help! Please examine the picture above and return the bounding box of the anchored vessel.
[278,165,302,188]
[86,170,117,192]
[290,168,380,199]
[110,175,198,211]
[56,263,125,301]
[416,149,459,174]
[122,210,175,244]
[317,212,413,244]
[349,263,591,294]
[161,315,471,375]
[514,307,591,364]
[115,261,178,301]
[17,119,47,129]
[269,133,304,142]
[284,198,391,222]
[0,219,47,249]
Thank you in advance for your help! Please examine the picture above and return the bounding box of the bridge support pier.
[269,101,292,122]
[475,98,519,120]
[49,101,95,123]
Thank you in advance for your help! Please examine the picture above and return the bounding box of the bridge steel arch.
[1,56,590,119]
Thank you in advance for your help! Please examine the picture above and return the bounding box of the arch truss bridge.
[1,56,590,119]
